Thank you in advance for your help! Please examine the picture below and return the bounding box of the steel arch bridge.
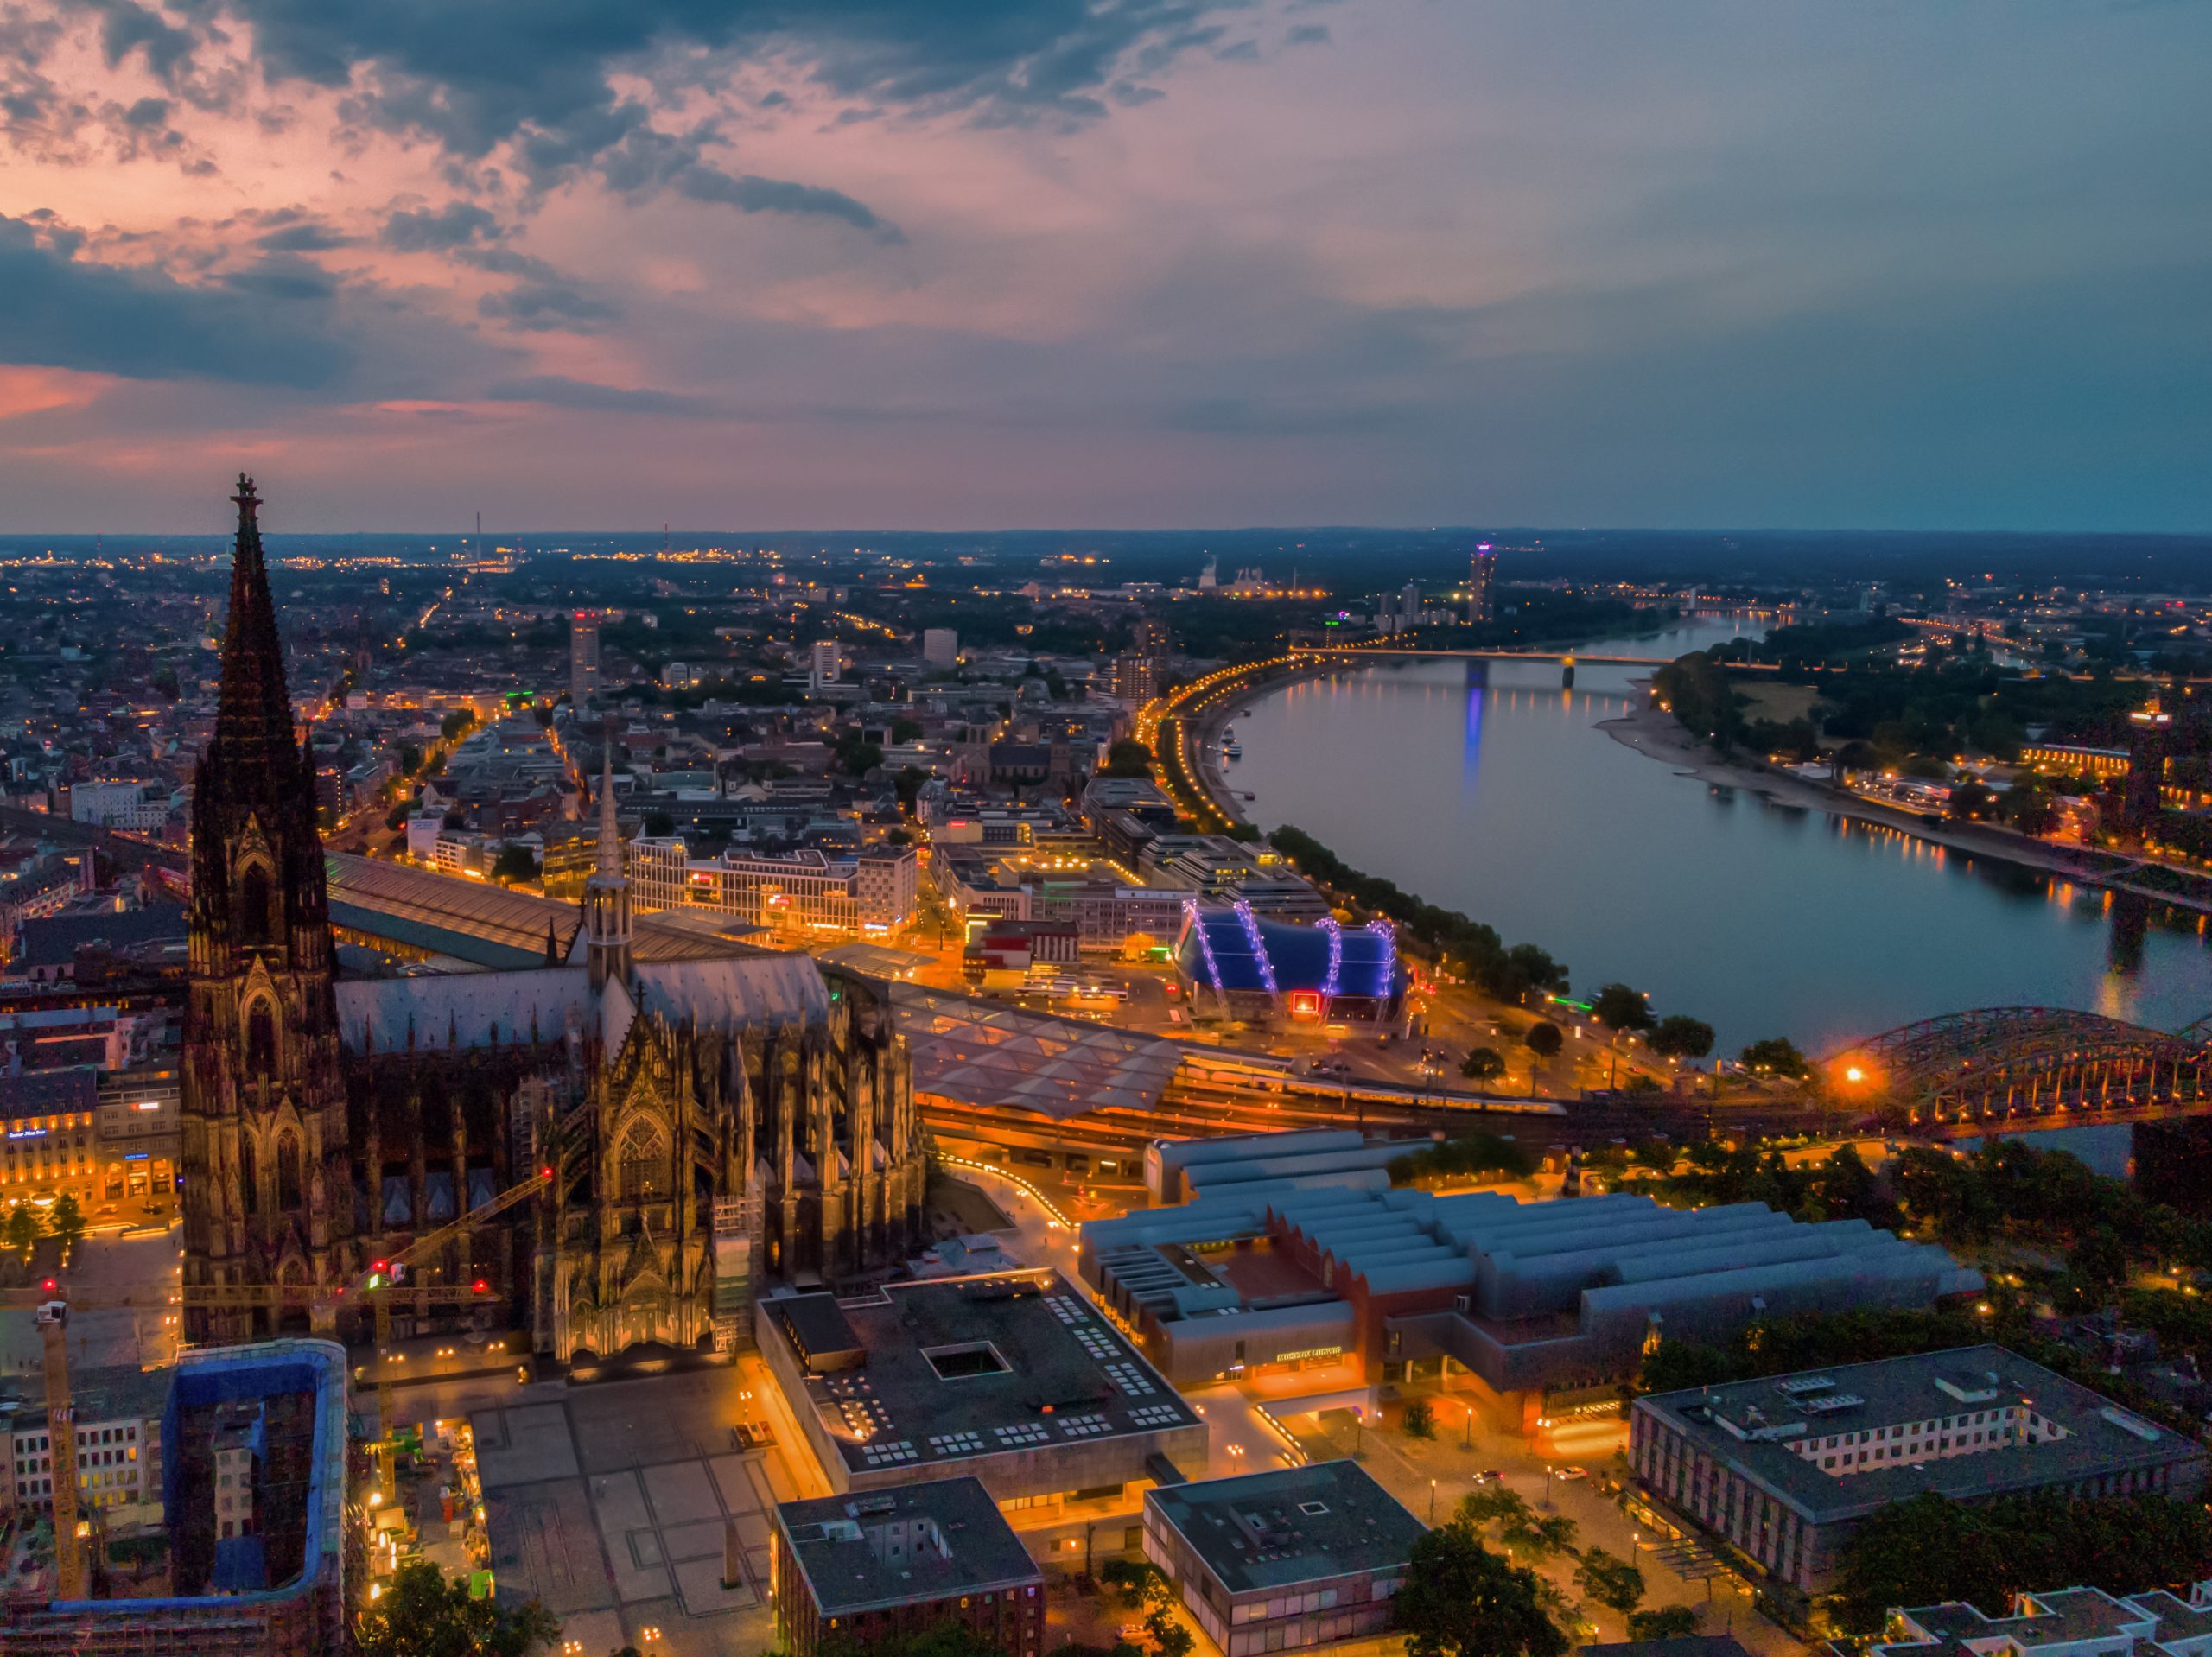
[1833,1006,2211,1121]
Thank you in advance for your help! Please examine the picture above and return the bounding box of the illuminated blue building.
[1173,901,1403,1026]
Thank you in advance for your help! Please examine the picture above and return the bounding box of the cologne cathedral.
[181,478,928,1362]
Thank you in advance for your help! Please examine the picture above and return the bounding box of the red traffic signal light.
[472,1279,489,1294]
[42,1279,57,1292]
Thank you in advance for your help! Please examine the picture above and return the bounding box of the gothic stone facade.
[183,479,927,1359]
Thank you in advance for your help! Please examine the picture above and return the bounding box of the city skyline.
[3,3,2209,534]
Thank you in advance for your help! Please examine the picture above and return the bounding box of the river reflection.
[1225,618,2212,1054]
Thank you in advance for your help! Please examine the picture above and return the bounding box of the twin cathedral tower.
[180,478,929,1360]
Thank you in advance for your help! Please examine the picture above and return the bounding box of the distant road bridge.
[1315,647,1778,671]
[1831,1006,2210,1125]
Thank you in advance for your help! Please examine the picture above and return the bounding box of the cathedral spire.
[582,717,632,990]
[212,474,304,791]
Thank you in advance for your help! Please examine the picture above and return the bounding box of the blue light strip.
[1233,898,1279,1003]
[1318,917,1344,999]
[1365,919,1396,999]
[1184,898,1229,1004]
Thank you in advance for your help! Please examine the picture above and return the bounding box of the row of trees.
[4,1194,85,1259]
[1388,1131,1536,1189]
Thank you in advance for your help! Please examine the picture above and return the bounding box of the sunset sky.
[3,1,2208,533]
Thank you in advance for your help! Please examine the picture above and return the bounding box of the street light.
[1428,1479,1437,1524]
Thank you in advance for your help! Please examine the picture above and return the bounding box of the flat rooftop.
[777,1476,1040,1616]
[1635,1345,2205,1524]
[1144,1460,1426,1595]
[778,1271,1198,1477]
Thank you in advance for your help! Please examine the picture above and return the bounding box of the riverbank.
[1599,692,2212,919]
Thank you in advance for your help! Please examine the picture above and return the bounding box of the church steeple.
[181,473,351,1344]
[583,722,632,989]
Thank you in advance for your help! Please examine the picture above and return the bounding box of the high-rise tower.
[1468,542,1497,625]
[181,477,353,1343]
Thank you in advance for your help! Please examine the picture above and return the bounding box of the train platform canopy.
[890,984,1187,1117]
[325,852,764,969]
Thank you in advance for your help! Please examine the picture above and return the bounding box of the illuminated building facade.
[1172,904,1402,1026]
[1468,543,1497,624]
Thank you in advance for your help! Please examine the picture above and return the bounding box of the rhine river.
[1224,616,2212,1057]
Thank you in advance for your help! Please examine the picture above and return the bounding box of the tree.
[399,742,424,777]
[891,718,924,744]
[1948,779,1999,822]
[4,1202,41,1255]
[491,845,540,885]
[1590,984,1653,1035]
[48,1193,85,1256]
[356,1559,561,1657]
[439,710,474,741]
[1100,1559,1191,1657]
[1102,739,1154,778]
[1523,1022,1563,1062]
[1738,1037,1808,1080]
[1460,1047,1506,1089]
[1572,1548,1645,1616]
[1649,1016,1714,1062]
[1395,1521,1568,1657]
[1833,1495,2013,1635]
[1402,1399,1436,1439]
[1627,1607,1700,1640]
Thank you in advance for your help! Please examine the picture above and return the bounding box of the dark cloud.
[676,169,903,241]
[483,375,714,415]
[1285,23,1330,45]
[84,0,198,86]
[477,283,619,331]
[0,213,348,386]
[221,0,1242,164]
[581,118,903,240]
[380,201,502,250]
[257,221,352,251]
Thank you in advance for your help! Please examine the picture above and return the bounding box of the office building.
[628,837,919,933]
[759,1270,1206,1507]
[2126,704,2173,829]
[812,639,842,690]
[923,629,961,670]
[1110,653,1162,705]
[570,609,603,704]
[772,1476,1045,1657]
[1083,1169,1981,1402]
[1468,543,1497,624]
[1876,1585,2212,1657]
[1630,1346,2209,1593]
[0,1339,348,1657]
[1141,1461,1424,1657]
[1,1363,168,1522]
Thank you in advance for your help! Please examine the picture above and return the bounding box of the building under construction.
[0,1338,347,1657]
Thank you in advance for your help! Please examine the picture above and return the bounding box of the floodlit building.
[1468,543,1497,625]
[1875,1585,2212,1657]
[570,610,603,704]
[628,838,919,933]
[1084,1170,1981,1402]
[1141,1461,1425,1657]
[1630,1346,2209,1593]
[772,1476,1045,1657]
[759,1270,1206,1509]
[1173,905,1404,1028]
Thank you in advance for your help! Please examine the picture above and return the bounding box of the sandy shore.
[1600,689,2212,914]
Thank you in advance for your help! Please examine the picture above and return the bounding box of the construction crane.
[35,1299,86,1601]
[0,1166,553,1602]
[360,1167,552,1434]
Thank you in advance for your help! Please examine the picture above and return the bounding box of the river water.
[1224,616,2212,1056]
